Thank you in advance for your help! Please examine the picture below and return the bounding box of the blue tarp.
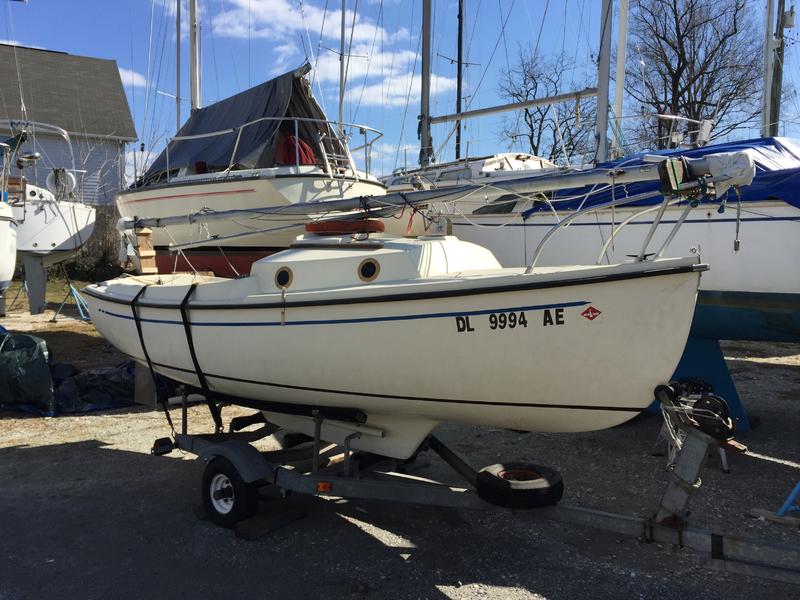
[523,137,800,217]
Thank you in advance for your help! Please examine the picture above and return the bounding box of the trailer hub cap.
[209,473,234,514]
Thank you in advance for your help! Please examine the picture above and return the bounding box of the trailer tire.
[202,457,259,528]
[476,462,563,509]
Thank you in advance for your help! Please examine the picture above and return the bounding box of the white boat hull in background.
[12,187,96,267]
[117,169,392,251]
[84,236,702,459]
[0,203,16,292]
[449,201,800,296]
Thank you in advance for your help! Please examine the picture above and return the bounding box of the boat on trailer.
[85,231,704,459]
[86,149,756,460]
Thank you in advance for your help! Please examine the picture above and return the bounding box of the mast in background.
[761,0,776,136]
[768,0,794,136]
[176,0,181,129]
[612,0,628,157]
[594,0,612,163]
[189,0,201,111]
[455,0,464,160]
[338,0,346,131]
[419,0,434,166]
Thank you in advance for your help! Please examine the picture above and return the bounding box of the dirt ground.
[0,298,798,599]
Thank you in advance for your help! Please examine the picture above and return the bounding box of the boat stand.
[21,254,47,315]
[152,389,800,584]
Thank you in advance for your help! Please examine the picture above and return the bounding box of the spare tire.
[476,462,563,509]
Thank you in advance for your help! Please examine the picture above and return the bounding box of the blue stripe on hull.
[97,299,590,327]
[453,216,800,227]
[691,291,800,342]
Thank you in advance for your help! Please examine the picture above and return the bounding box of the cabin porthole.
[275,267,293,289]
[358,258,380,282]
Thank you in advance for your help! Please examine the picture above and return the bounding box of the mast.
[419,0,434,166]
[761,0,775,136]
[176,0,181,130]
[594,0,612,163]
[455,0,464,160]
[769,0,789,136]
[189,0,201,111]
[612,0,629,157]
[339,0,346,131]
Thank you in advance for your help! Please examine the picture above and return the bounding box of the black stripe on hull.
[84,262,702,311]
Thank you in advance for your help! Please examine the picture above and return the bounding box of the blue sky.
[1,0,794,178]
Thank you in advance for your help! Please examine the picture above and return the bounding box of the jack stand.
[21,254,47,314]
[777,481,800,518]
[51,283,91,322]
[6,280,27,313]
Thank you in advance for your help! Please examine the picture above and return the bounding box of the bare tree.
[498,50,597,164]
[624,0,762,149]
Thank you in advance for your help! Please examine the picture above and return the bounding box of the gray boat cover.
[144,63,338,181]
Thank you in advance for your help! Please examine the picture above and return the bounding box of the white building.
[0,44,137,203]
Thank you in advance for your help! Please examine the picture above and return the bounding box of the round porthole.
[275,267,293,289]
[358,258,380,282]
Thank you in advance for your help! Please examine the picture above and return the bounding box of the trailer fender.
[198,441,275,484]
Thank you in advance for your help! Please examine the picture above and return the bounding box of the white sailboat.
[10,179,95,267]
[87,148,755,459]
[85,233,703,459]
[2,123,97,313]
[0,201,16,297]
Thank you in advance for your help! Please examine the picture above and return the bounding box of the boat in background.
[118,65,389,278]
[0,200,16,314]
[8,177,95,267]
[3,124,96,313]
[441,137,800,343]
[384,152,560,191]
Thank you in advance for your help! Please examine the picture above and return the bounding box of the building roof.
[0,44,137,141]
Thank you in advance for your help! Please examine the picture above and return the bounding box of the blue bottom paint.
[691,291,800,343]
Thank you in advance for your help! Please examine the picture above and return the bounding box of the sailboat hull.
[84,254,701,458]
[117,170,394,276]
[12,199,95,266]
[450,200,800,341]
[0,203,16,292]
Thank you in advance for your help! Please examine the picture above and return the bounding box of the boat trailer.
[151,384,800,585]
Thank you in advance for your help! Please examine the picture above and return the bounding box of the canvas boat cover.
[143,63,342,183]
[522,137,800,216]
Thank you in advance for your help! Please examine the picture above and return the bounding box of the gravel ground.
[0,315,798,599]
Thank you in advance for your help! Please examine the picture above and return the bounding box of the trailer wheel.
[201,457,259,528]
[476,462,563,509]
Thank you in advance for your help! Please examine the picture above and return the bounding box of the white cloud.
[119,67,148,88]
[206,1,456,115]
[349,73,457,107]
